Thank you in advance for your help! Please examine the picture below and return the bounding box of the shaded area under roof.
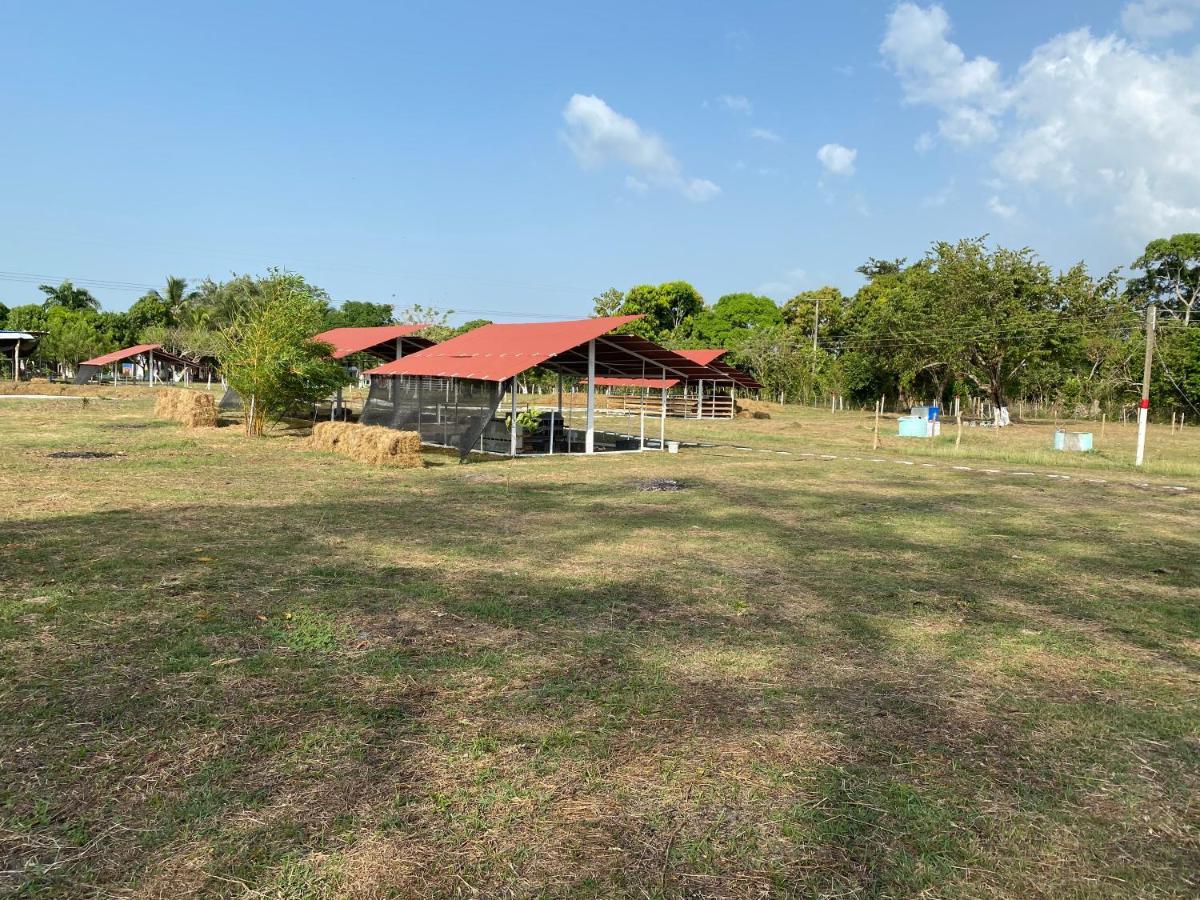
[312,325,434,361]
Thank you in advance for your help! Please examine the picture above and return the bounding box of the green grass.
[0,390,1198,897]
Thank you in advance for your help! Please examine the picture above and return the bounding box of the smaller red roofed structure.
[75,343,206,386]
[311,325,434,361]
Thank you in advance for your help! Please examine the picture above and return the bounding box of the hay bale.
[155,389,217,427]
[308,421,422,468]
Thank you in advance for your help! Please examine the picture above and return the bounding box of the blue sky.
[3,0,1199,321]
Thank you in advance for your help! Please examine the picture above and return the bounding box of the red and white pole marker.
[1135,304,1156,467]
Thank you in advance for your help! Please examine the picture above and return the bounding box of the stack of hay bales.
[308,421,422,468]
[155,389,219,427]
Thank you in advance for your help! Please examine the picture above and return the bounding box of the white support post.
[12,344,18,381]
[696,380,704,419]
[510,376,518,457]
[660,368,667,450]
[148,351,154,385]
[549,410,555,455]
[585,340,596,454]
[557,371,563,416]
[396,337,404,360]
[639,387,646,450]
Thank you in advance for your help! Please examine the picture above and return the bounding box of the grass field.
[2,388,1198,897]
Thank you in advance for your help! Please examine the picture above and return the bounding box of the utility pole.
[810,295,820,371]
[1135,303,1156,467]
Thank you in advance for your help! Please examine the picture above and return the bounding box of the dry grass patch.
[308,421,423,468]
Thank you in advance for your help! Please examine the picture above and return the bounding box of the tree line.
[593,234,1200,418]
[3,233,1197,418]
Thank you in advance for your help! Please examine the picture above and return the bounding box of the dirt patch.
[46,450,122,460]
[635,478,686,492]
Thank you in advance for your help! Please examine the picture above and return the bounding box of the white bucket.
[667,441,680,454]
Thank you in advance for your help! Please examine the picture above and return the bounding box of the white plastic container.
[667,441,680,454]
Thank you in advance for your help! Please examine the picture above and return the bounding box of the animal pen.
[1,330,43,380]
[361,316,752,458]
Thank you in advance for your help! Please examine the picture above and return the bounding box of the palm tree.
[38,280,100,312]
[146,276,193,323]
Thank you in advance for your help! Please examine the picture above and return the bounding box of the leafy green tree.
[688,293,781,347]
[326,300,395,329]
[125,292,177,337]
[619,281,704,339]
[38,280,100,312]
[1129,233,1200,324]
[0,302,9,327]
[6,304,49,333]
[781,287,846,339]
[591,287,625,317]
[38,307,113,373]
[219,271,351,435]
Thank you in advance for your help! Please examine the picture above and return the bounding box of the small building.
[362,315,732,458]
[75,343,205,385]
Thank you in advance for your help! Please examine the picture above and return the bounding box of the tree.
[395,303,456,342]
[591,287,625,317]
[922,238,1059,410]
[326,300,395,329]
[781,287,846,341]
[6,304,48,333]
[219,271,352,436]
[619,281,704,339]
[1128,234,1200,324]
[38,307,113,374]
[125,293,176,338]
[39,280,100,312]
[688,293,781,347]
[0,302,9,327]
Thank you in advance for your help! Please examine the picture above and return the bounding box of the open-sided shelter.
[583,349,762,419]
[362,316,731,458]
[75,343,205,385]
[1,330,44,380]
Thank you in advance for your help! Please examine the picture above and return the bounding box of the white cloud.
[880,2,1008,146]
[717,94,753,114]
[562,94,720,202]
[750,127,782,143]
[1121,0,1200,40]
[880,4,1200,234]
[914,132,935,153]
[816,143,858,175]
[987,195,1017,219]
[757,267,808,299]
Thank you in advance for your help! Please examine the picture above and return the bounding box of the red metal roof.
[366,316,648,381]
[675,348,760,390]
[676,348,728,366]
[589,376,680,389]
[312,325,433,360]
[82,343,161,366]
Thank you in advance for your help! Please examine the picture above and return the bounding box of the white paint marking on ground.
[1011,472,1035,476]
[870,458,886,463]
[820,454,837,460]
[896,460,914,465]
[952,466,972,471]
[982,469,1001,474]
[920,463,937,468]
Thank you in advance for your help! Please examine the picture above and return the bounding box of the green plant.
[504,408,542,435]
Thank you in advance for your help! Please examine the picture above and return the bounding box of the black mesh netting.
[362,375,506,460]
[73,364,101,385]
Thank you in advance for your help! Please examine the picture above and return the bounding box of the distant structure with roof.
[1,330,44,381]
[74,343,208,385]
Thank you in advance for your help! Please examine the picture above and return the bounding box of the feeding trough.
[1054,430,1093,452]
